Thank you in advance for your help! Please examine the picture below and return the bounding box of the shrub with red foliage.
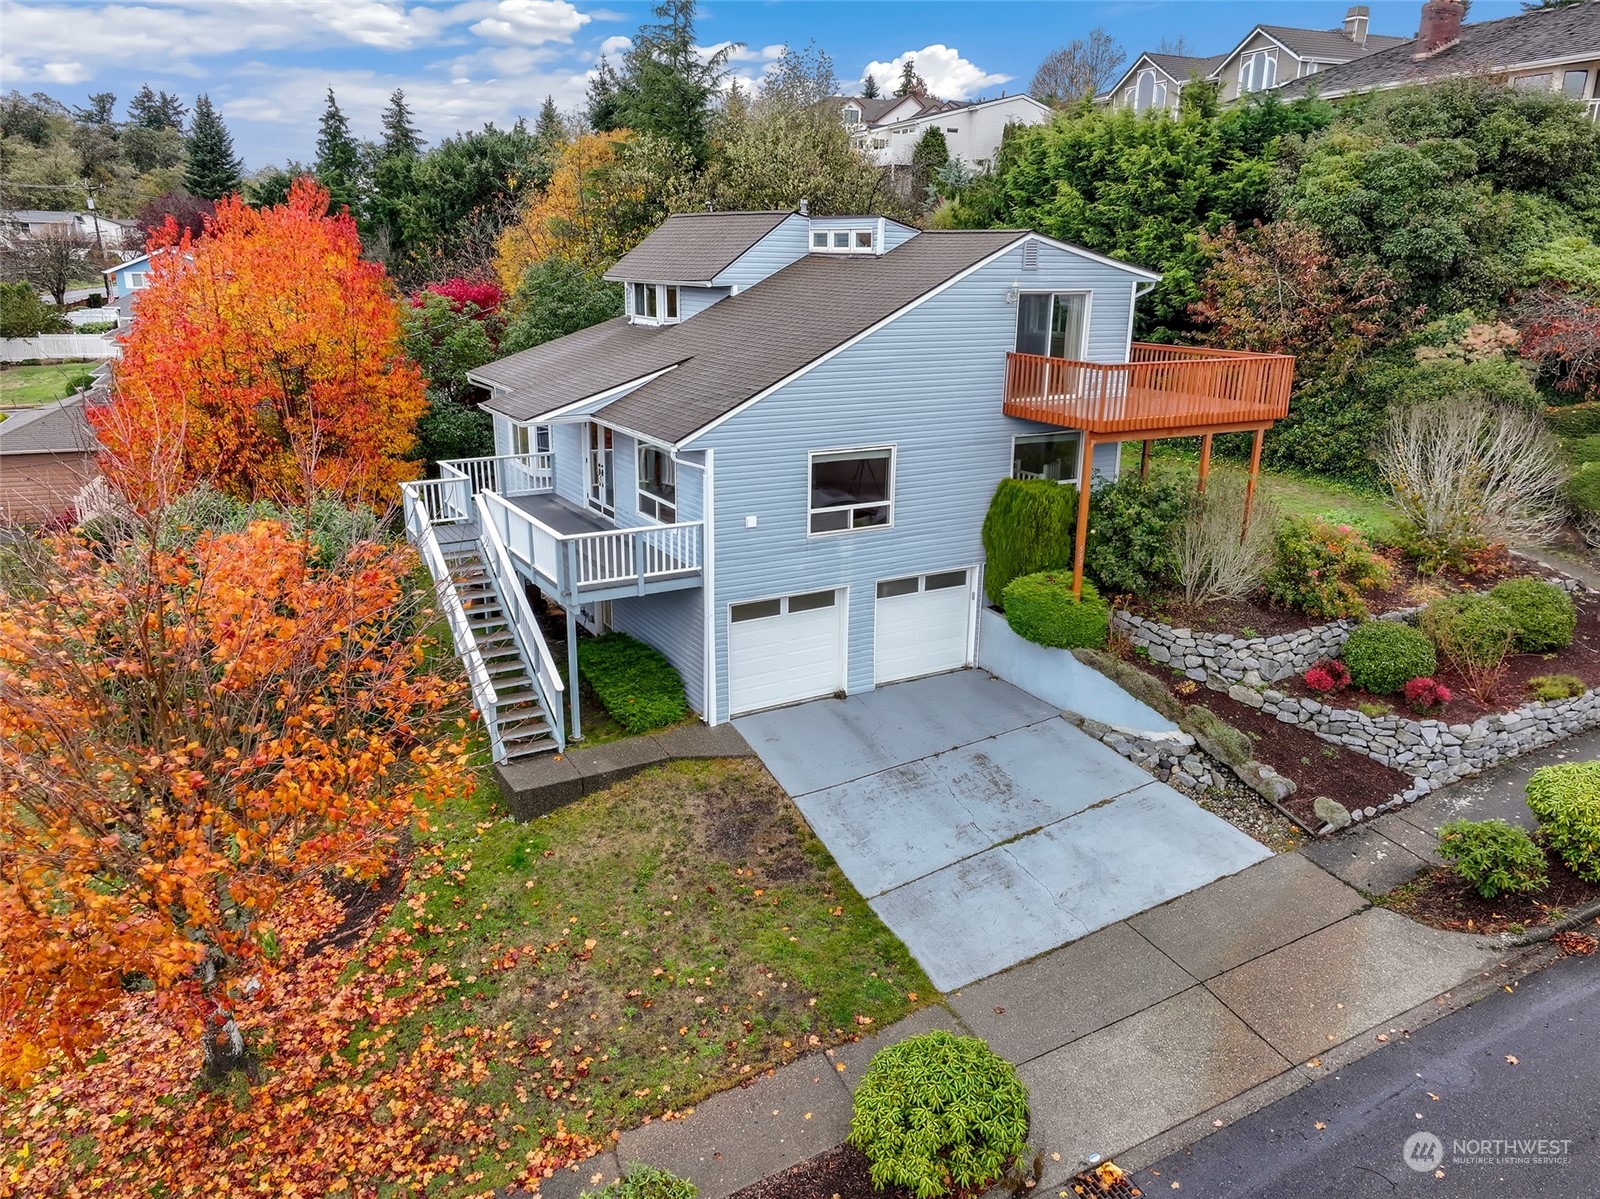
[419,276,504,317]
[1304,659,1351,694]
[1517,286,1600,403]
[1404,676,1452,713]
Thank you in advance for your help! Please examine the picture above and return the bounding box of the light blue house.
[400,210,1291,762]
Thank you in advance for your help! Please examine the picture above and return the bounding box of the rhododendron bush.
[0,517,472,1090]
[91,178,427,511]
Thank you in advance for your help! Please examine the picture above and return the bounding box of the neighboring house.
[0,208,131,251]
[1104,6,1407,112]
[835,92,1054,168]
[1273,0,1600,115]
[0,393,100,523]
[103,250,174,328]
[402,209,1294,764]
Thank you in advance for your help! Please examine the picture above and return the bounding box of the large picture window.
[1015,293,1089,360]
[638,444,677,523]
[1012,432,1081,483]
[1240,50,1278,94]
[809,448,893,534]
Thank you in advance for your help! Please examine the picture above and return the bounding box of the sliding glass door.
[1015,292,1089,361]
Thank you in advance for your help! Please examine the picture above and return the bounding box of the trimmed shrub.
[576,632,689,734]
[980,478,1077,606]
[1265,517,1392,619]
[1488,578,1576,651]
[1082,475,1192,597]
[1525,763,1600,882]
[1566,462,1600,516]
[581,1165,697,1199]
[1529,673,1587,701]
[849,1030,1029,1198]
[1421,595,1518,703]
[1002,573,1109,649]
[1341,621,1437,694]
[1436,819,1548,899]
[1403,676,1452,713]
[1303,660,1351,693]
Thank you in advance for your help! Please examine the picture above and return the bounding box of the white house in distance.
[1104,5,1407,114]
[835,92,1054,168]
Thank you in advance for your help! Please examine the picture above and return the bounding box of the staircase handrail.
[413,515,505,761]
[475,492,567,753]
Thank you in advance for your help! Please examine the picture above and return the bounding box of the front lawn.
[0,363,93,407]
[4,759,929,1197]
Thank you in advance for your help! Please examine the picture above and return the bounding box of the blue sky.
[1,1,1527,168]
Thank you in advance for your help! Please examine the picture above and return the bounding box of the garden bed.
[729,1143,913,1199]
[1378,856,1600,937]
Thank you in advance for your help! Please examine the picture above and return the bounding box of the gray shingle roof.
[0,394,97,455]
[1147,52,1228,80]
[1275,2,1600,98]
[479,230,1029,444]
[1258,25,1409,62]
[602,211,793,284]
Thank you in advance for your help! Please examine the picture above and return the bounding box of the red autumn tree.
[92,178,427,511]
[420,275,505,317]
[1191,219,1418,384]
[0,518,472,1085]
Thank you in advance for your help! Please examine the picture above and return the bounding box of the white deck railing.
[439,453,552,500]
[1588,98,1600,124]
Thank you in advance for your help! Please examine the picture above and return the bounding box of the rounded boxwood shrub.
[848,1030,1029,1198]
[1340,621,1436,695]
[1002,573,1109,650]
[1420,594,1518,671]
[581,1165,697,1199]
[1525,762,1600,883]
[1436,819,1547,899]
[1489,578,1576,652]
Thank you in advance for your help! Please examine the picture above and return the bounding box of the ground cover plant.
[1,758,929,1196]
[577,631,691,734]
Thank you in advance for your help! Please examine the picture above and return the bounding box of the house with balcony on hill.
[401,209,1294,763]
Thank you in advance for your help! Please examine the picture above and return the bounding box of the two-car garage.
[726,568,976,716]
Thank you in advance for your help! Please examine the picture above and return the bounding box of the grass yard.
[0,363,95,407]
[4,758,930,1197]
[1117,442,1403,537]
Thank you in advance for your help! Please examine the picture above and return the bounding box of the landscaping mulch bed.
[1121,549,1548,637]
[728,1144,912,1199]
[1379,856,1600,937]
[1133,663,1414,828]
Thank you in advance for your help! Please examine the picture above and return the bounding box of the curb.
[1498,895,1600,947]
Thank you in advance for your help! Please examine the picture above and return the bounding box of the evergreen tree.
[73,93,117,126]
[315,88,363,214]
[861,73,881,99]
[380,89,424,158]
[910,125,949,204]
[183,93,243,200]
[894,58,926,97]
[610,0,732,164]
[127,84,187,131]
[534,95,565,149]
[586,57,623,132]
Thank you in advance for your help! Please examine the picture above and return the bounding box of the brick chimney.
[1414,0,1464,59]
[1343,6,1370,47]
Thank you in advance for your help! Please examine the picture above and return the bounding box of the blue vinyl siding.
[693,238,1143,716]
[609,588,706,715]
[711,214,810,292]
[678,285,731,319]
[551,422,587,507]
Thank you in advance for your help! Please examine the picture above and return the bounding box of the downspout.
[700,447,718,725]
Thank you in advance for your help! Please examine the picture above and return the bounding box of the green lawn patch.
[577,632,690,734]
[0,363,94,407]
[373,757,930,1189]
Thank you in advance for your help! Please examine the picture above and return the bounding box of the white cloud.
[465,0,590,46]
[862,45,1011,100]
[597,34,633,59]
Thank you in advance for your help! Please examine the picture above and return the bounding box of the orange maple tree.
[0,517,472,1086]
[91,178,427,511]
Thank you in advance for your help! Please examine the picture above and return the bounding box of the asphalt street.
[1133,945,1600,1199]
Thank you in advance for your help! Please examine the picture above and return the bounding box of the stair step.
[495,688,545,706]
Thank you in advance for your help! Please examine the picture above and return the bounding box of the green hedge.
[1489,579,1576,651]
[576,632,689,735]
[849,1030,1029,1198]
[1341,621,1436,694]
[1525,762,1600,883]
[1002,573,1109,650]
[980,478,1077,606]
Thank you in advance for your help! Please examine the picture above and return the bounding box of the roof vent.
[1022,241,1039,271]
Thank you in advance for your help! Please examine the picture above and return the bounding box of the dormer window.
[811,227,875,254]
[842,105,861,125]
[629,282,680,325]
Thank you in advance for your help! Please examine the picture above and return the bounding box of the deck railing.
[1587,98,1600,123]
[1003,343,1295,435]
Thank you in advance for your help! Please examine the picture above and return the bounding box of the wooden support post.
[1140,439,1152,480]
[1197,433,1213,495]
[1071,437,1094,600]
[566,603,583,742]
[1242,426,1266,535]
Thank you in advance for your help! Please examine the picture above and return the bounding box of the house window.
[855,229,873,249]
[811,228,875,254]
[1512,72,1553,92]
[127,272,147,290]
[1562,70,1589,99]
[842,105,861,125]
[1134,69,1168,113]
[1015,293,1089,360]
[629,283,679,324]
[809,447,893,534]
[664,285,678,320]
[1302,60,1322,77]
[511,422,549,456]
[638,444,677,523]
[1012,432,1082,483]
[833,230,851,248]
[1240,50,1278,94]
[812,230,829,248]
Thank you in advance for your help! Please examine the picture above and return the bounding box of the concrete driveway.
[735,671,1271,989]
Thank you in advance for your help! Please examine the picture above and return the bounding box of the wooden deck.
[1003,344,1294,439]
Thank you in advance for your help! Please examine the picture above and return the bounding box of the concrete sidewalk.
[547,851,1522,1199]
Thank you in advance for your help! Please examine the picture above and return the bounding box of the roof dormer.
[626,281,682,326]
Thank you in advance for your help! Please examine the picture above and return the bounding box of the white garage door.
[874,569,973,685]
[728,589,844,715]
